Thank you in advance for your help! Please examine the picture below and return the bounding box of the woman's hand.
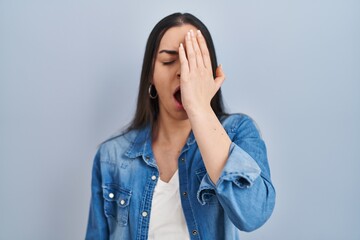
[178,29,225,117]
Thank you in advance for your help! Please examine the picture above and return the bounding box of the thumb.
[214,64,225,90]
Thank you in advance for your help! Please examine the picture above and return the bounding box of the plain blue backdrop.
[1,0,359,239]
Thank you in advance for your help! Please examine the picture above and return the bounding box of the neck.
[153,115,191,146]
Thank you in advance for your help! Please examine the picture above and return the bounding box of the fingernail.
[197,30,201,36]
[180,43,183,48]
[190,30,194,37]
[187,31,191,40]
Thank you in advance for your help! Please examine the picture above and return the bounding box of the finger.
[214,64,226,91]
[197,30,212,69]
[190,29,205,68]
[185,31,197,71]
[179,43,189,76]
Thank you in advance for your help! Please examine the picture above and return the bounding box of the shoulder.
[96,128,145,162]
[101,129,139,149]
[220,113,256,131]
[220,113,262,138]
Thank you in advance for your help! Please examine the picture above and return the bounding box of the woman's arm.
[179,30,275,231]
[188,106,231,184]
[198,115,275,231]
[179,29,229,183]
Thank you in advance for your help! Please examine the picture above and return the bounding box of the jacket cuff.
[197,174,216,205]
[218,142,261,188]
[197,142,261,205]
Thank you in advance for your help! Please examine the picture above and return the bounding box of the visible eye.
[162,60,176,66]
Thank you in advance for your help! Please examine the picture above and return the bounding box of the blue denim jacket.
[86,114,275,240]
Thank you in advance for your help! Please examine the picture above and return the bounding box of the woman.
[86,12,275,240]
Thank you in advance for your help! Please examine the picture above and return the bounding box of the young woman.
[86,12,276,240]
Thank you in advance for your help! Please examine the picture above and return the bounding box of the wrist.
[186,104,214,120]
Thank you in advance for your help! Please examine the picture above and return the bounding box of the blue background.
[1,0,359,239]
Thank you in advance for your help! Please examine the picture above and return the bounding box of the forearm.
[188,106,231,184]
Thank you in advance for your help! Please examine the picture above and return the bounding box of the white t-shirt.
[148,170,190,240]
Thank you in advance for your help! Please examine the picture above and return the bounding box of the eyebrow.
[158,49,178,55]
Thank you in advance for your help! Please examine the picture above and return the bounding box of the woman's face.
[152,24,198,121]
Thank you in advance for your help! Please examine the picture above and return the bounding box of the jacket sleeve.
[85,149,109,239]
[197,115,276,232]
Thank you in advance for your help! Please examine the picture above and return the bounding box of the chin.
[158,103,189,122]
[173,111,189,121]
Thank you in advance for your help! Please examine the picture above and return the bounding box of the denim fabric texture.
[85,114,276,240]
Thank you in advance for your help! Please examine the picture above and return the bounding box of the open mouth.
[173,87,182,105]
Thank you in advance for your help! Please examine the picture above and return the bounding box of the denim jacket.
[85,114,276,240]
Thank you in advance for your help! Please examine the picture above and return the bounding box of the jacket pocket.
[102,183,132,226]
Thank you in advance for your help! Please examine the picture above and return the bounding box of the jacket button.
[142,211,148,217]
[109,193,114,199]
[181,158,185,162]
[120,200,125,205]
[183,192,187,196]
[145,156,150,161]
[151,175,157,180]
[192,230,198,235]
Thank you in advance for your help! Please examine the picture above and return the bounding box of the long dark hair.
[127,12,227,131]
